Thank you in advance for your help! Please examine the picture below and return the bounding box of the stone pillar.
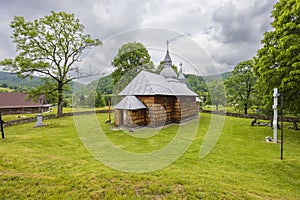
[35,114,44,127]
[273,88,278,143]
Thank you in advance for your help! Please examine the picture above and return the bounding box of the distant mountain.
[0,70,85,93]
[0,70,42,91]
[73,71,232,96]
[74,75,113,95]
[1,67,232,94]
[203,71,232,82]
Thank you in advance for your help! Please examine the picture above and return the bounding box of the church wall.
[115,95,199,128]
[138,95,198,127]
[177,96,199,121]
[128,109,147,127]
[115,109,147,127]
[138,95,176,127]
[114,109,122,126]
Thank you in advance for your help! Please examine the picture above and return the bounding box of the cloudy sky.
[0,0,277,78]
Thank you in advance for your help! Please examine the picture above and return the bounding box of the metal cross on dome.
[166,40,169,51]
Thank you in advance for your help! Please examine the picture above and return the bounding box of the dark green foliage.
[204,72,232,82]
[225,60,258,114]
[95,92,106,107]
[185,74,208,97]
[207,80,226,111]
[0,71,42,91]
[111,42,154,87]
[0,11,101,115]
[254,0,300,115]
[96,75,113,95]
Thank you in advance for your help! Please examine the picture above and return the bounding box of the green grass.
[0,113,299,199]
[0,87,13,92]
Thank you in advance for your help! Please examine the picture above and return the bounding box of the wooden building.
[0,92,51,115]
[114,44,198,128]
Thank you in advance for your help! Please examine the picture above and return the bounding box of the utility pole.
[280,94,284,160]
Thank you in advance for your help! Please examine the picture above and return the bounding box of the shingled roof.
[118,71,197,96]
[115,96,146,110]
[0,92,51,109]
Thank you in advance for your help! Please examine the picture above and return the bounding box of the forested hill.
[204,71,232,81]
[0,70,43,91]
[91,71,232,97]
[0,69,232,95]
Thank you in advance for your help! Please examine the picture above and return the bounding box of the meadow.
[0,113,299,199]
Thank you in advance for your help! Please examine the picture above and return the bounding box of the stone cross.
[273,88,278,143]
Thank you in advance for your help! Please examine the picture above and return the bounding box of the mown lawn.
[0,113,299,199]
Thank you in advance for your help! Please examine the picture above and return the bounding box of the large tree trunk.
[57,82,64,116]
[216,103,219,111]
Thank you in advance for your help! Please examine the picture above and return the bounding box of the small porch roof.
[115,96,146,110]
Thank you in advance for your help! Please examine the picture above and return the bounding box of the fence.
[3,109,299,128]
[3,110,113,127]
[201,109,299,123]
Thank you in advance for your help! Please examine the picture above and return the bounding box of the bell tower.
[163,40,172,68]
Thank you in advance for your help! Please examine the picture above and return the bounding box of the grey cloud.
[211,42,259,66]
[0,0,277,74]
[212,0,276,44]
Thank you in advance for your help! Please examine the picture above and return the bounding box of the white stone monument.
[273,88,278,143]
[35,114,44,127]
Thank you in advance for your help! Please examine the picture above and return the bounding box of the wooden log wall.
[114,109,121,126]
[138,95,198,126]
[128,109,147,127]
[177,96,198,121]
[115,95,199,128]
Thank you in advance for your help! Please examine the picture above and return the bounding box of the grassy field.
[0,87,13,92]
[0,113,299,199]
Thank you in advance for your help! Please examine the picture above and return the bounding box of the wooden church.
[114,43,199,128]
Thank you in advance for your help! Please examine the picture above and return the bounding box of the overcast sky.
[0,0,277,78]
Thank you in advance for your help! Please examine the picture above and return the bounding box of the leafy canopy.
[111,42,154,86]
[207,80,226,111]
[0,11,101,115]
[254,0,300,115]
[225,60,258,114]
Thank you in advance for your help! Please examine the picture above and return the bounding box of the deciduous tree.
[254,0,300,115]
[207,80,226,111]
[111,42,154,86]
[0,11,101,115]
[225,60,257,114]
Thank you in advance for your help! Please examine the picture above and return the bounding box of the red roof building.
[0,92,51,115]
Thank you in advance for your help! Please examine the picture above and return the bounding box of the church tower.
[160,40,177,79]
[163,40,172,68]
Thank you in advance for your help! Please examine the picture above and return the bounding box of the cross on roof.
[166,40,169,51]
[179,62,183,73]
